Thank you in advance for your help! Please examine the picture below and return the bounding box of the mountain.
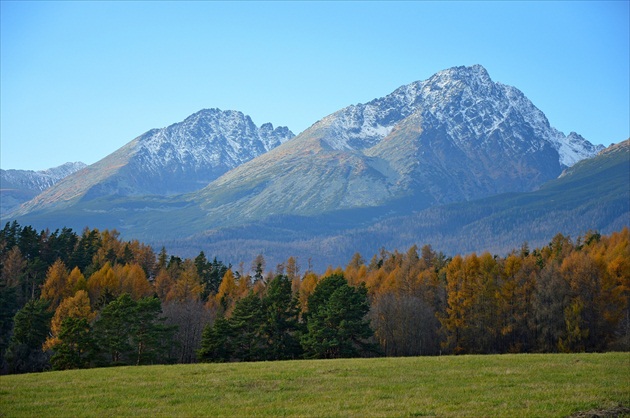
[12,109,294,215]
[190,65,602,227]
[0,162,87,215]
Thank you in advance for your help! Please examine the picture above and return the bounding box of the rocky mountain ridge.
[132,109,294,189]
[1,162,87,191]
[311,65,602,166]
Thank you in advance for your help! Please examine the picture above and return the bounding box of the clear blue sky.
[1,1,628,171]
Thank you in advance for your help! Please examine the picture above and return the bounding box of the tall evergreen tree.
[230,292,264,361]
[301,274,376,359]
[261,275,302,360]
[94,294,136,365]
[95,294,175,366]
[132,296,175,365]
[6,299,52,373]
[197,315,233,362]
[50,317,97,370]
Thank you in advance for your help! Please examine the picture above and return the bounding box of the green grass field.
[1,353,628,417]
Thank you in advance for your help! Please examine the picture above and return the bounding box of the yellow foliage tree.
[298,272,319,312]
[166,262,203,302]
[43,290,95,351]
[93,230,123,266]
[154,268,174,300]
[41,259,70,311]
[215,269,238,314]
[67,267,87,294]
[87,262,118,307]
[117,263,153,300]
[345,253,366,287]
[236,274,252,299]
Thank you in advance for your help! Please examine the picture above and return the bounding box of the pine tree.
[94,293,136,364]
[94,294,175,366]
[132,296,175,365]
[230,292,264,361]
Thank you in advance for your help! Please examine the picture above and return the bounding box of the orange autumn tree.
[441,253,498,354]
[66,267,87,295]
[86,262,118,308]
[496,254,538,352]
[40,259,70,311]
[115,263,154,300]
[166,261,204,303]
[214,269,238,314]
[43,290,95,351]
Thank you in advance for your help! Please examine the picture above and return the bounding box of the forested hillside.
[1,222,628,374]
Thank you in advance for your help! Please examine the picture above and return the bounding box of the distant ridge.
[176,139,629,270]
[0,162,87,215]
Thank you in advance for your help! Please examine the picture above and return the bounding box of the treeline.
[0,221,628,374]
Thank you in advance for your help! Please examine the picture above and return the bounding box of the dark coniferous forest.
[0,221,628,374]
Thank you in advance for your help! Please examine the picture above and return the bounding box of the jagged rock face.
[124,109,294,195]
[193,65,604,224]
[317,65,601,165]
[0,162,87,214]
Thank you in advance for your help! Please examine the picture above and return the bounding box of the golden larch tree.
[43,290,95,351]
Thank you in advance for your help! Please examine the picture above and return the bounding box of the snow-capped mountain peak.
[315,65,601,167]
[135,108,294,175]
[8,108,295,214]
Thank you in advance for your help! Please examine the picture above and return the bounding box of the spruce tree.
[301,274,376,359]
[6,299,52,373]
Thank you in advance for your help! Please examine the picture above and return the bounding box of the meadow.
[1,352,628,417]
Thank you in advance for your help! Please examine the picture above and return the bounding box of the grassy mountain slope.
[190,121,397,227]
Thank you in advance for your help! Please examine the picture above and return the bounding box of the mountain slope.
[373,138,630,255]
[172,139,628,270]
[0,162,87,215]
[12,109,294,215]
